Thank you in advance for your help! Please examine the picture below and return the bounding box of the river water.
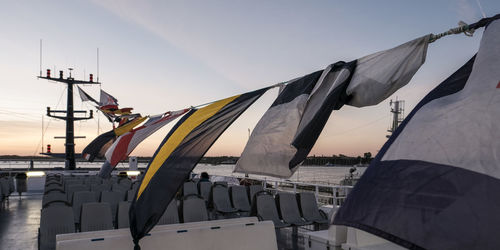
[0,161,367,185]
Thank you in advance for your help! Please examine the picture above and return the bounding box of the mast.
[386,99,405,138]
[39,69,99,170]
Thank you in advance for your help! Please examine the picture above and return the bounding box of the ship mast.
[386,98,405,138]
[39,69,99,170]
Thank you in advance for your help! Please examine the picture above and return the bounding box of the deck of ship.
[0,194,42,249]
[0,193,315,250]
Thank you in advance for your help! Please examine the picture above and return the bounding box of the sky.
[0,0,499,158]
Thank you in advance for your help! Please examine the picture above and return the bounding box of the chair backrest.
[91,183,111,195]
[127,189,137,201]
[211,185,235,212]
[64,180,82,190]
[275,192,304,224]
[72,191,98,224]
[132,181,140,191]
[117,201,131,229]
[80,202,114,232]
[214,181,228,187]
[118,178,132,189]
[254,192,282,225]
[230,186,251,212]
[297,192,324,221]
[183,181,198,196]
[181,195,208,223]
[101,179,114,186]
[85,178,101,187]
[248,185,263,204]
[100,191,125,222]
[43,192,70,208]
[198,181,212,201]
[66,184,88,202]
[40,205,75,250]
[158,200,179,225]
[45,180,63,187]
[7,176,14,193]
[44,186,65,195]
[0,178,10,197]
[112,183,129,194]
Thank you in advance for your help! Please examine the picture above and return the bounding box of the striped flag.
[105,109,189,166]
[129,87,269,248]
[234,71,323,177]
[334,19,500,249]
[236,35,429,178]
[290,61,357,167]
[82,116,146,162]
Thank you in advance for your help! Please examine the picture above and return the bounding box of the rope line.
[32,86,67,156]
[429,14,500,43]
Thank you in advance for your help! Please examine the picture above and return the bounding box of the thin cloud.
[89,0,250,91]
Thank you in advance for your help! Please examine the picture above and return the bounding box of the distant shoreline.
[0,154,372,166]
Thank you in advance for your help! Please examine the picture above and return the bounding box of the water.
[0,161,367,185]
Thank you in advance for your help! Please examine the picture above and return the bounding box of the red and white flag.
[105,109,189,166]
[99,89,119,110]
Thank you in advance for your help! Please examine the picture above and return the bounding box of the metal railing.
[211,175,353,206]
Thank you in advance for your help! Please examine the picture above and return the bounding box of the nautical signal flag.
[99,89,119,110]
[235,34,429,178]
[234,71,323,177]
[82,116,146,162]
[129,87,270,248]
[334,19,500,249]
[106,109,189,167]
[77,86,99,105]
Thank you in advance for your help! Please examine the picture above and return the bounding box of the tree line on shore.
[0,152,373,166]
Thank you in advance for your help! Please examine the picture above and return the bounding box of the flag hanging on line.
[290,61,357,167]
[235,34,429,178]
[105,109,190,167]
[234,71,322,178]
[100,89,119,110]
[82,116,146,162]
[77,86,99,105]
[334,19,500,250]
[129,87,270,248]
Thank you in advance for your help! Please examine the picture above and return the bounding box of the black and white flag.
[334,19,500,250]
[236,35,429,178]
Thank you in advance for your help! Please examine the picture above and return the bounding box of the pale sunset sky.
[0,1,499,158]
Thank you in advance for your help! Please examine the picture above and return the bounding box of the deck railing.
[211,175,353,206]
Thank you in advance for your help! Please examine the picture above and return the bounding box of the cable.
[32,86,67,156]
[318,114,391,140]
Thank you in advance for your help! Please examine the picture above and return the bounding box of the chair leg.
[292,226,299,249]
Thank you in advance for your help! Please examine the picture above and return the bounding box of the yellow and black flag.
[129,87,270,249]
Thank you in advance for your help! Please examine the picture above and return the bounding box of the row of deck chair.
[44,190,133,225]
[183,181,263,206]
[44,178,137,203]
[253,191,329,230]
[40,202,118,250]
[182,181,328,231]
[45,174,136,192]
[39,196,209,250]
